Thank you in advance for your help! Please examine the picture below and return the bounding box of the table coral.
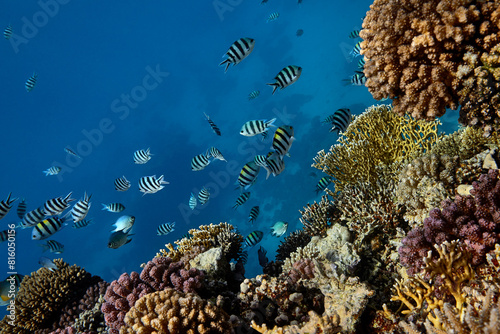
[312,104,439,193]
[120,288,232,334]
[360,0,500,120]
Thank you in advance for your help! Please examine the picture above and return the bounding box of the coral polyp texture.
[120,288,232,334]
[299,194,338,237]
[312,104,439,192]
[360,0,500,121]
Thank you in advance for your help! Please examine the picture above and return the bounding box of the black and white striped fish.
[209,147,226,161]
[233,192,250,209]
[72,219,93,229]
[267,65,302,94]
[44,192,74,216]
[101,203,125,212]
[244,230,264,247]
[64,147,81,159]
[238,250,248,264]
[16,198,26,219]
[39,240,64,254]
[71,192,92,222]
[240,118,277,136]
[248,90,260,100]
[272,125,294,158]
[238,161,260,190]
[43,166,62,176]
[254,155,268,168]
[32,216,68,240]
[189,193,197,210]
[25,73,37,92]
[139,175,169,195]
[350,41,362,58]
[204,113,221,136]
[191,151,212,171]
[315,176,332,194]
[219,37,255,73]
[0,229,12,243]
[345,71,367,86]
[358,57,366,69]
[266,12,279,22]
[133,148,152,164]
[327,108,352,134]
[248,206,260,224]
[0,193,17,220]
[21,207,46,228]
[157,222,175,236]
[263,152,285,179]
[348,29,360,39]
[3,25,12,39]
[198,187,210,205]
[114,176,131,192]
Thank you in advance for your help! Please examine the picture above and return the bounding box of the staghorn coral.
[360,0,500,120]
[275,230,311,262]
[120,288,233,334]
[312,104,439,193]
[399,169,500,275]
[298,194,337,237]
[396,154,459,225]
[0,259,100,334]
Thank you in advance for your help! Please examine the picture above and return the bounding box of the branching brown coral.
[299,195,338,237]
[120,288,232,334]
[276,230,311,262]
[312,104,439,193]
[250,311,342,334]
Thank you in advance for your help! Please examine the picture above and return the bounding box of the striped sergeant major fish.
[198,187,210,205]
[0,193,18,220]
[71,192,92,222]
[238,161,260,190]
[240,118,277,136]
[208,147,226,161]
[102,202,125,213]
[272,125,294,159]
[17,198,27,219]
[238,250,248,265]
[244,230,264,247]
[266,12,279,22]
[349,41,362,59]
[348,29,361,39]
[25,73,37,92]
[114,176,131,192]
[267,65,302,94]
[64,147,81,159]
[219,37,255,73]
[248,206,260,224]
[21,207,46,228]
[358,57,366,69]
[0,274,24,306]
[189,193,197,210]
[191,151,212,171]
[263,151,285,179]
[346,71,367,86]
[43,166,62,176]
[72,218,93,229]
[248,90,260,100]
[44,192,74,216]
[254,155,268,168]
[133,148,152,164]
[233,192,250,210]
[139,175,169,195]
[0,229,13,243]
[204,113,221,136]
[315,176,332,194]
[157,222,175,236]
[39,239,64,254]
[327,108,352,134]
[32,215,69,240]
[3,25,12,39]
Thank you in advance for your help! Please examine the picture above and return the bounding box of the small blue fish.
[3,25,13,40]
[25,73,37,92]
[39,257,59,272]
[248,90,260,100]
[267,12,279,22]
[348,29,360,39]
[108,230,133,249]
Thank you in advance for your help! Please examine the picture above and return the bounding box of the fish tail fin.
[219,59,230,73]
[101,204,108,210]
[266,83,279,94]
[38,244,49,252]
[266,118,277,128]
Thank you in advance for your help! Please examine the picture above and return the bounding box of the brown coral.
[120,288,232,334]
[298,195,337,237]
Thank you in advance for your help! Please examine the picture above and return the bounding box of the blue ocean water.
[0,0,459,318]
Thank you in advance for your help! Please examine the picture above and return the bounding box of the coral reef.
[399,169,500,275]
[360,0,500,120]
[275,230,311,262]
[0,259,101,334]
[298,194,338,237]
[120,288,233,334]
[250,311,342,334]
[312,104,439,192]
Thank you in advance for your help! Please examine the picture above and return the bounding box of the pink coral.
[288,259,315,285]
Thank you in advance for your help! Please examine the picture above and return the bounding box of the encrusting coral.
[360,0,500,121]
[312,104,439,193]
[120,288,233,334]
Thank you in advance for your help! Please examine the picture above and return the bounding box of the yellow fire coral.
[312,104,439,193]
[120,288,232,334]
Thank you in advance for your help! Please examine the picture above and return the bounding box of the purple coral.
[288,259,315,285]
[400,169,500,275]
